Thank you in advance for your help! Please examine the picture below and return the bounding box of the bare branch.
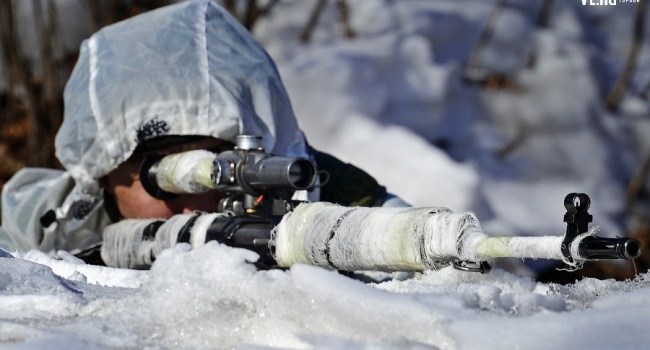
[641,79,650,101]
[627,151,650,214]
[536,0,554,28]
[464,0,506,82]
[0,0,46,166]
[244,0,280,31]
[495,120,527,159]
[300,0,328,44]
[88,0,103,33]
[258,0,280,16]
[243,0,259,30]
[605,0,647,111]
[222,0,237,16]
[336,0,356,39]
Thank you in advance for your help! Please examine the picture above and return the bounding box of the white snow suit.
[0,0,406,264]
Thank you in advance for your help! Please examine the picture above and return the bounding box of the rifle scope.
[140,135,318,199]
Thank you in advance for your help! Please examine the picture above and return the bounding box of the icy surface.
[3,0,650,349]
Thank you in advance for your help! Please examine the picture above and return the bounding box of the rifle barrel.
[578,236,641,260]
[473,235,641,261]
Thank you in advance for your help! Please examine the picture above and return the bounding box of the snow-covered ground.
[2,0,650,349]
[3,243,650,349]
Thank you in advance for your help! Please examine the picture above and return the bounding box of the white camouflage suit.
[0,0,405,267]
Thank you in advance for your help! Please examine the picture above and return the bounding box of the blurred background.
[1,0,649,282]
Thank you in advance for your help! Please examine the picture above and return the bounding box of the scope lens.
[287,159,316,189]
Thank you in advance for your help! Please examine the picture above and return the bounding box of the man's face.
[103,137,233,219]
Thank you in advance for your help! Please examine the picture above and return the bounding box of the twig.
[464,0,506,81]
[222,0,237,15]
[41,0,63,165]
[0,1,17,100]
[242,0,258,30]
[639,77,650,101]
[88,0,103,33]
[495,120,527,159]
[242,0,280,31]
[0,0,45,166]
[219,0,279,31]
[605,0,647,111]
[626,151,650,213]
[300,0,328,43]
[336,0,356,39]
[258,0,280,17]
[536,0,554,28]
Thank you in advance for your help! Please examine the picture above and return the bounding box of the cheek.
[112,181,175,219]
[110,180,224,219]
[167,191,223,214]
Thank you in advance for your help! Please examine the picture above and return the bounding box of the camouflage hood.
[54,0,307,219]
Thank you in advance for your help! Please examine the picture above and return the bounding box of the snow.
[3,244,650,349]
[2,0,650,349]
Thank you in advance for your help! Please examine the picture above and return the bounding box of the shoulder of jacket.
[3,168,72,194]
[311,149,387,207]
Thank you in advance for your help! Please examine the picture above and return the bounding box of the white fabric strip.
[472,236,564,260]
[196,0,210,125]
[272,203,585,272]
[156,150,216,194]
[101,215,196,269]
[190,212,225,248]
[155,214,197,250]
[100,212,239,268]
[101,219,161,268]
[87,36,103,133]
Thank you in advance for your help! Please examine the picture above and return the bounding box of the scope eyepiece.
[139,156,178,200]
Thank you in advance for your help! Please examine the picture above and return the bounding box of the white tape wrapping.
[271,202,583,271]
[156,150,216,194]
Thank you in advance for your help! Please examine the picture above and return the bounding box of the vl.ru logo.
[582,0,639,4]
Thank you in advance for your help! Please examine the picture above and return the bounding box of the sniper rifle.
[138,135,641,273]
